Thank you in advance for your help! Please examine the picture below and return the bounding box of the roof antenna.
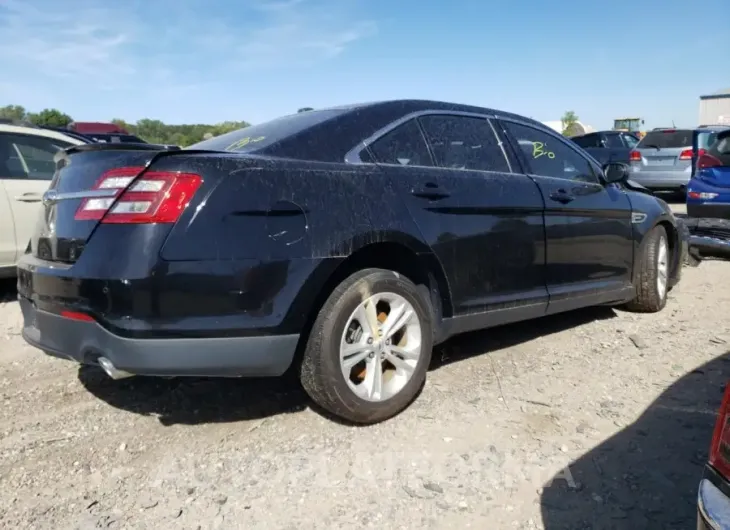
[672,120,676,128]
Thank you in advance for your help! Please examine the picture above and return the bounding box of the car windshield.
[638,129,693,149]
[187,108,346,152]
[91,134,145,143]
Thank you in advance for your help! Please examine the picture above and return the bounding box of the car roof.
[0,123,87,145]
[571,130,630,138]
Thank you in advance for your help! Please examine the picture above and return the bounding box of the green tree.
[27,108,73,127]
[561,111,581,137]
[1,104,251,146]
[0,104,27,122]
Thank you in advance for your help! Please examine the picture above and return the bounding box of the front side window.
[0,134,72,180]
[368,119,433,167]
[622,134,639,149]
[417,115,510,172]
[505,122,598,183]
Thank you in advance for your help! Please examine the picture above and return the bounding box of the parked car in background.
[67,121,129,135]
[571,130,640,165]
[627,128,694,196]
[687,126,730,219]
[0,122,86,277]
[16,99,687,424]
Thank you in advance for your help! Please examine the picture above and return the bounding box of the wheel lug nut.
[367,338,373,344]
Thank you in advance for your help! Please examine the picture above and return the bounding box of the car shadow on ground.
[540,351,730,529]
[77,306,617,427]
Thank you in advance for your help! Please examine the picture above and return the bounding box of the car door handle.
[549,189,575,204]
[411,183,450,200]
[14,193,43,203]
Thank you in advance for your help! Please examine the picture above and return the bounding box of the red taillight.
[629,150,641,162]
[679,149,693,160]
[709,382,730,479]
[698,153,723,170]
[74,167,202,224]
[60,310,95,322]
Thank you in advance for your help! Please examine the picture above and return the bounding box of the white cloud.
[0,0,376,112]
[0,0,137,81]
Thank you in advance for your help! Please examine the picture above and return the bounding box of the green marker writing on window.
[225,136,266,151]
[532,141,555,159]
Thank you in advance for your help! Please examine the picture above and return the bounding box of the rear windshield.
[638,129,693,149]
[188,109,346,152]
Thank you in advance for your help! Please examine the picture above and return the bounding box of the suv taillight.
[698,153,723,170]
[629,150,641,162]
[74,167,202,224]
[679,149,693,160]
[709,382,730,479]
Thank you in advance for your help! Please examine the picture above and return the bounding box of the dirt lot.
[1,210,728,529]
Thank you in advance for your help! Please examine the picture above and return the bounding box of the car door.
[498,118,634,314]
[0,168,16,268]
[600,132,630,164]
[0,133,73,260]
[365,113,547,331]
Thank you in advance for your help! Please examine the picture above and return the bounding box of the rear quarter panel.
[159,156,427,262]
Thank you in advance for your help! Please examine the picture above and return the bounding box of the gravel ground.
[2,204,728,530]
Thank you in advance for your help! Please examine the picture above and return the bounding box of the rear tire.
[300,268,433,424]
[624,224,669,313]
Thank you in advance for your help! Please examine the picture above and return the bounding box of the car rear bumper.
[630,170,690,190]
[687,202,730,220]
[698,467,730,530]
[19,296,299,377]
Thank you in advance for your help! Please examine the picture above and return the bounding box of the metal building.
[699,88,730,126]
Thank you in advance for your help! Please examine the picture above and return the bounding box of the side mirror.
[603,162,630,184]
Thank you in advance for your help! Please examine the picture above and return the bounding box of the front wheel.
[300,268,433,424]
[624,224,669,313]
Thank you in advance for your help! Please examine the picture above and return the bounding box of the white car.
[0,123,86,277]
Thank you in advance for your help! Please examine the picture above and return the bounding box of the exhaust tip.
[98,357,134,380]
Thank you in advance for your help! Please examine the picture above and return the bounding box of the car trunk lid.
[31,144,175,263]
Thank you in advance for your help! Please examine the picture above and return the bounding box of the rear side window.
[709,131,730,159]
[639,129,693,149]
[572,134,599,148]
[418,115,510,172]
[188,108,346,152]
[369,119,433,167]
[0,133,72,180]
[602,133,624,148]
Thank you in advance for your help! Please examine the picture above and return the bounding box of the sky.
[0,0,727,129]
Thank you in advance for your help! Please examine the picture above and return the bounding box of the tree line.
[0,105,250,147]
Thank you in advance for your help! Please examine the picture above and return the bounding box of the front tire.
[624,224,669,313]
[300,268,433,424]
